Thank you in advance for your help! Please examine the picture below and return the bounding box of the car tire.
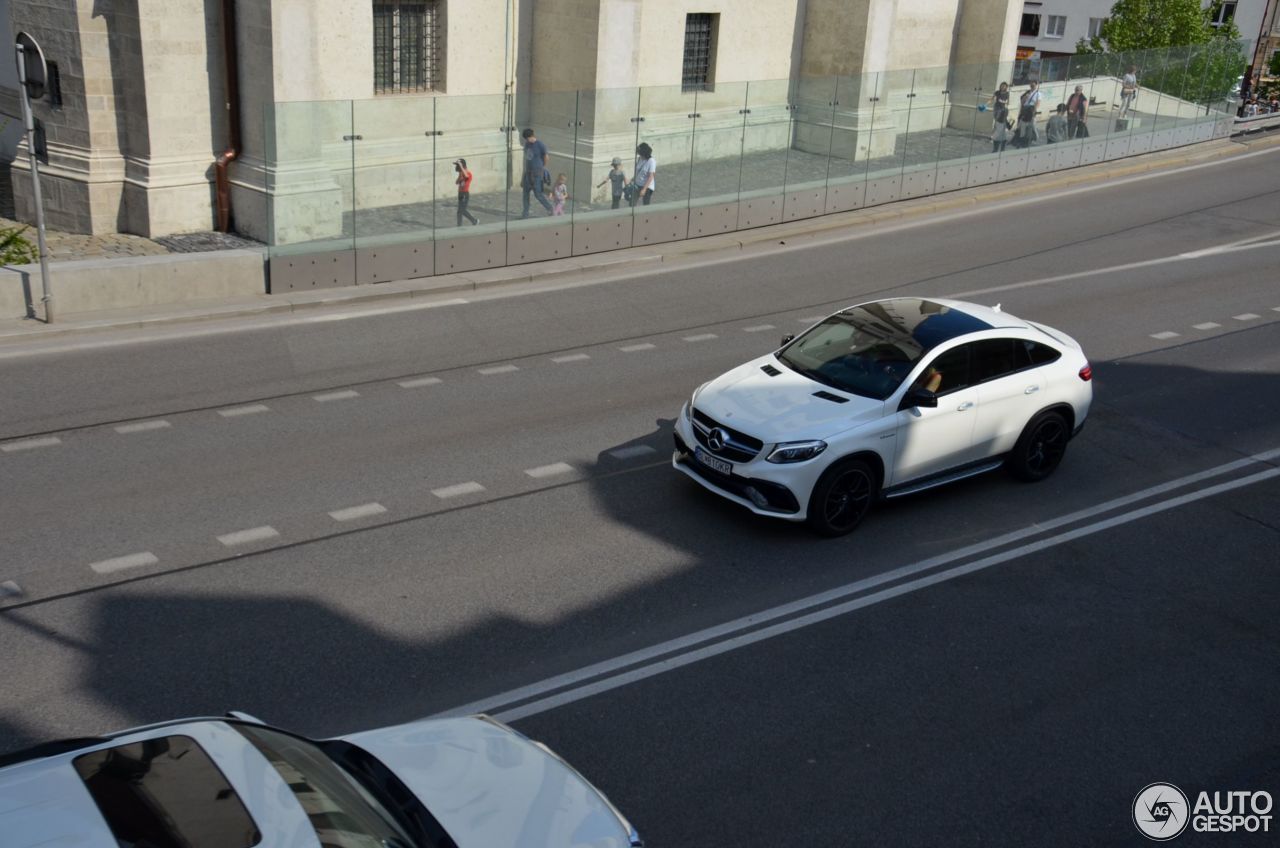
[1007,410,1070,482]
[806,458,877,537]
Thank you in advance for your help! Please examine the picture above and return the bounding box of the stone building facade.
[4,0,1022,242]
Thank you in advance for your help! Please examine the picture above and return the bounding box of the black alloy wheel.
[807,459,876,537]
[1009,411,1070,482]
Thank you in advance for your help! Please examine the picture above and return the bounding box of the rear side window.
[1023,340,1062,365]
[972,339,1019,383]
[73,735,260,848]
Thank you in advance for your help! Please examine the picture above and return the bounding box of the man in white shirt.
[1119,66,1138,119]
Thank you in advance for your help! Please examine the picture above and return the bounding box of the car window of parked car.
[1023,340,1062,365]
[918,345,973,395]
[236,724,424,848]
[72,735,261,848]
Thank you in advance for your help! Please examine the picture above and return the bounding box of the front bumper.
[672,415,805,520]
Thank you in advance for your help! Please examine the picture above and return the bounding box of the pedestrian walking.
[597,158,627,209]
[454,159,478,226]
[520,128,554,218]
[631,143,656,206]
[987,82,1011,123]
[1119,66,1138,119]
[1045,104,1069,144]
[1014,81,1042,147]
[552,173,569,216]
[1066,85,1089,139]
[991,107,1011,153]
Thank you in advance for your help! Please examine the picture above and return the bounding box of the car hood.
[696,355,885,442]
[342,717,633,848]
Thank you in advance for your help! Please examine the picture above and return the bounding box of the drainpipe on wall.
[214,0,241,233]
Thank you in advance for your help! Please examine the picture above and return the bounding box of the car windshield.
[777,300,988,399]
[235,724,431,848]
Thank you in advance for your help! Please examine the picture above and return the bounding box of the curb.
[4,133,1278,345]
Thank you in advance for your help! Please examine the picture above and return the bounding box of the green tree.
[0,226,38,266]
[1071,0,1246,103]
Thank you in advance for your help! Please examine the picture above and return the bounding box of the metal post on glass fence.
[15,36,54,323]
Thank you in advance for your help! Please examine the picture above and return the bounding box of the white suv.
[673,297,1092,536]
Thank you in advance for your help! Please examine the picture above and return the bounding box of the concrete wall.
[0,248,266,318]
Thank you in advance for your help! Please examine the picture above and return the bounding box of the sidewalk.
[3,129,1277,346]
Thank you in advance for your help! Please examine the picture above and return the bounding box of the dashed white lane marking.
[1,436,61,453]
[1233,313,1261,321]
[478,365,519,375]
[683,333,718,343]
[398,376,443,388]
[551,353,591,363]
[313,390,360,402]
[329,502,388,522]
[432,481,486,499]
[525,462,575,479]
[89,551,159,574]
[114,420,171,434]
[218,404,270,418]
[1273,306,1280,312]
[610,445,658,460]
[0,580,23,598]
[743,324,776,333]
[619,343,656,352]
[1192,322,1221,330]
[217,526,280,547]
[1150,331,1180,340]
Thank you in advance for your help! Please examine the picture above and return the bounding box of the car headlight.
[766,440,827,463]
[686,383,708,421]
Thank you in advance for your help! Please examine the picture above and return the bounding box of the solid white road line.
[0,580,23,598]
[398,376,443,388]
[551,353,591,363]
[481,464,1280,723]
[1192,322,1222,330]
[1,436,61,453]
[217,526,280,547]
[432,481,486,499]
[1233,313,1261,321]
[436,447,1280,721]
[682,333,718,343]
[525,462,575,479]
[114,420,171,434]
[89,552,159,575]
[313,390,360,402]
[743,324,776,333]
[610,445,657,460]
[217,404,271,417]
[478,365,519,375]
[1150,331,1181,340]
[328,503,388,522]
[798,316,824,323]
[619,343,656,352]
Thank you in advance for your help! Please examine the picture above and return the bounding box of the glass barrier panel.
[635,83,695,218]
[960,62,1002,163]
[689,82,748,212]
[865,70,909,189]
[790,75,838,188]
[433,93,511,234]
[742,79,793,204]
[518,90,579,226]
[825,72,873,190]
[265,100,355,255]
[905,65,948,174]
[574,87,640,224]
[352,97,434,250]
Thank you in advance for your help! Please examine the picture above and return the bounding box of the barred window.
[682,13,717,93]
[374,0,442,94]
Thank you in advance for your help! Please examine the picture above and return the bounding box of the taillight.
[1078,363,1093,382]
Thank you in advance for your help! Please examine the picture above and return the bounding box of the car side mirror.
[780,334,795,347]
[900,388,938,410]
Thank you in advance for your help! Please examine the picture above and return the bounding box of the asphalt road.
[1,139,1278,846]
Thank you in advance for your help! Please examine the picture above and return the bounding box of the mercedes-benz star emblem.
[708,428,729,452]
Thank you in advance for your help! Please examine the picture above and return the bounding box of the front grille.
[675,433,800,513]
[691,407,762,463]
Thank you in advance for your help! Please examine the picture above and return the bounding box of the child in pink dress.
[552,173,569,216]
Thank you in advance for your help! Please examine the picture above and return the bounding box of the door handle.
[957,401,974,411]
[1024,385,1040,394]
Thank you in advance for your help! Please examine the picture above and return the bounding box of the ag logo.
[1134,783,1190,840]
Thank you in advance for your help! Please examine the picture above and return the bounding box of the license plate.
[695,446,732,475]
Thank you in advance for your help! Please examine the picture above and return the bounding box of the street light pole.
[16,41,54,323]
